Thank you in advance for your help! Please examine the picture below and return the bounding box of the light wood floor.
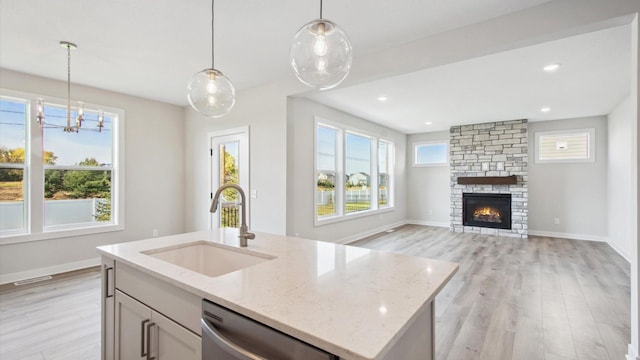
[0,225,630,360]
[0,270,102,360]
[351,225,631,360]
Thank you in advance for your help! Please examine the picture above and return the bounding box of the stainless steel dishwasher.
[202,299,339,360]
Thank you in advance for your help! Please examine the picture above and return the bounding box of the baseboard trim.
[0,257,101,285]
[338,220,408,244]
[607,240,632,263]
[528,230,608,242]
[405,220,449,228]
[627,344,640,360]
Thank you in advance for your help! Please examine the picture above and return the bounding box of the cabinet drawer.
[116,263,201,336]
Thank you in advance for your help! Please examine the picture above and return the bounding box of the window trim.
[413,141,449,167]
[0,88,125,245]
[534,128,595,164]
[314,117,395,226]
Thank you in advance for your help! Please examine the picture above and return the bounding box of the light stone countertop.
[97,229,458,360]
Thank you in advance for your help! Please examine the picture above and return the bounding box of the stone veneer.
[449,119,528,238]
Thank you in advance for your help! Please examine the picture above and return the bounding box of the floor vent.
[14,276,52,286]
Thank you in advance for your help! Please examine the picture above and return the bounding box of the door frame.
[208,126,250,230]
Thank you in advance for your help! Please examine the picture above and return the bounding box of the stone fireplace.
[450,119,528,238]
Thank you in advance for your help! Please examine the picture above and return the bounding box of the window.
[345,132,372,214]
[378,140,392,208]
[0,97,28,235]
[0,89,124,243]
[315,118,394,224]
[316,125,338,218]
[414,142,448,166]
[535,128,595,163]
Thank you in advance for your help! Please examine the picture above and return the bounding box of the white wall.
[527,116,608,240]
[406,131,450,226]
[0,69,185,282]
[608,95,634,261]
[286,97,407,242]
[184,80,303,235]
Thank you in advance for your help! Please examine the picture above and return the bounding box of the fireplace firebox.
[462,193,512,230]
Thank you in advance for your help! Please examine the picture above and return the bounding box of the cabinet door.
[115,290,152,360]
[102,257,116,360]
[151,310,201,360]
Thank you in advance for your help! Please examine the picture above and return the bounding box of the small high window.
[414,142,448,166]
[535,128,595,163]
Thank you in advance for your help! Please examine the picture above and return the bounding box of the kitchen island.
[98,229,458,360]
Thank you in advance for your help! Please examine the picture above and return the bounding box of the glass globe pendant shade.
[187,68,235,118]
[290,19,353,90]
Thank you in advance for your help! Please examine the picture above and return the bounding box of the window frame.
[413,141,449,167]
[0,88,125,245]
[0,95,30,236]
[535,128,595,164]
[377,139,393,209]
[314,117,395,226]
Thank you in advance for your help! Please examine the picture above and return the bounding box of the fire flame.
[473,207,502,222]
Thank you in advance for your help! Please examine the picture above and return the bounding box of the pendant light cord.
[319,0,323,19]
[66,43,71,130]
[211,0,215,69]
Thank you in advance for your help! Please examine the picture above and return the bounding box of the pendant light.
[187,0,235,117]
[290,0,353,90]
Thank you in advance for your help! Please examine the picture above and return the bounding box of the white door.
[209,127,249,230]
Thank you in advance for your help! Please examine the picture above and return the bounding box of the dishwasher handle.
[201,318,267,360]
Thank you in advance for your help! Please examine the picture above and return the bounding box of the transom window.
[535,128,595,163]
[0,89,124,243]
[315,118,394,224]
[414,142,449,166]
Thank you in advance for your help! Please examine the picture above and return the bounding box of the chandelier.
[35,41,105,133]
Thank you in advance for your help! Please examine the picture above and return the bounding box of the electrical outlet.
[553,218,560,225]
[153,229,159,237]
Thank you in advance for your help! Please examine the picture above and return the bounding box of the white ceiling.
[305,24,631,134]
[0,0,630,135]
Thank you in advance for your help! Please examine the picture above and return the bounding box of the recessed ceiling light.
[540,107,551,113]
[377,96,388,102]
[425,121,433,125]
[543,63,561,72]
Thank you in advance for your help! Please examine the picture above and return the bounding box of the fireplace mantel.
[456,175,517,185]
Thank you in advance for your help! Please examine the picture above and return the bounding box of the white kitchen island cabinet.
[114,290,200,360]
[98,229,458,360]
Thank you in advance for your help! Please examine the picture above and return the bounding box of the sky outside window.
[346,133,371,175]
[42,104,113,166]
[416,143,448,165]
[0,98,27,155]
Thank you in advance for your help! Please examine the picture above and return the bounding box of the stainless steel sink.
[143,240,275,277]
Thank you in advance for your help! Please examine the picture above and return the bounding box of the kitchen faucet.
[210,184,255,247]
